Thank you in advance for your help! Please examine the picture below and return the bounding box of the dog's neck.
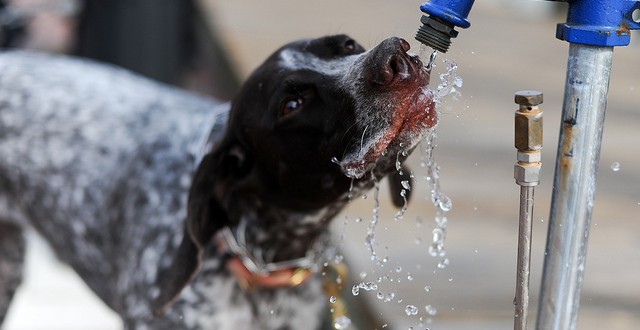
[229,204,339,265]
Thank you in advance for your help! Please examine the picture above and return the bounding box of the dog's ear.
[388,164,412,208]
[152,141,251,316]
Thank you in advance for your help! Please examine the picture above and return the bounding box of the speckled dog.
[0,35,435,329]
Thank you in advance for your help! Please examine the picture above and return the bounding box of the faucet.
[414,0,475,53]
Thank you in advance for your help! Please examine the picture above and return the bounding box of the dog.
[0,34,435,329]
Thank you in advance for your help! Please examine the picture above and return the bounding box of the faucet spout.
[415,0,475,53]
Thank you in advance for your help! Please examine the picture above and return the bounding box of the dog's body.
[0,35,434,329]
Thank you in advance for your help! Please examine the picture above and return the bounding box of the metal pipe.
[515,185,534,330]
[536,43,613,330]
[513,91,543,330]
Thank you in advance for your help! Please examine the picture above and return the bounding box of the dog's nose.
[369,37,418,86]
[397,38,411,52]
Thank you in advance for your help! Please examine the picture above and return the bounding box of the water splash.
[393,181,411,221]
[418,44,438,72]
[427,51,438,72]
[365,172,381,262]
[350,46,460,325]
[421,127,452,263]
[354,281,378,294]
[433,59,462,103]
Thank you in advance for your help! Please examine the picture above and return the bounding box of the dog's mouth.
[336,37,436,179]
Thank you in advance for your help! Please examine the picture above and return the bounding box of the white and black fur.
[0,35,435,329]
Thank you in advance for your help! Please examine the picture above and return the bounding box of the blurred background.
[2,0,639,329]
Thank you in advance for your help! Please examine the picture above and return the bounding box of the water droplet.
[425,304,437,316]
[436,195,452,212]
[405,305,419,316]
[361,194,367,199]
[448,277,454,282]
[355,217,363,223]
[401,180,411,190]
[429,243,446,257]
[377,292,385,300]
[359,271,367,279]
[346,283,360,297]
[331,157,339,164]
[434,214,448,227]
[453,76,463,88]
[424,285,432,292]
[334,316,352,329]
[358,281,378,291]
[437,258,450,269]
[611,161,621,172]
[395,266,402,273]
[329,296,337,303]
[384,292,395,302]
[407,273,414,281]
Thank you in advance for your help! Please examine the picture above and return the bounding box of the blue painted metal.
[419,0,475,28]
[556,0,640,46]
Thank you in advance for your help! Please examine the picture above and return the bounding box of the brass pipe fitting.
[514,91,543,187]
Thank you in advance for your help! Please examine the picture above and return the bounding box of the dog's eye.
[344,39,357,53]
[280,97,303,117]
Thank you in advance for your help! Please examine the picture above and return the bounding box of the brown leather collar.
[215,226,315,290]
[226,256,312,290]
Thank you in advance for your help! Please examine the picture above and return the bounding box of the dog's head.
[153,35,436,314]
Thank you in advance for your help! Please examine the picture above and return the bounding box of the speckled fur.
[0,51,331,329]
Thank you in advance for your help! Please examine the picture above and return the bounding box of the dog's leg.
[0,222,26,325]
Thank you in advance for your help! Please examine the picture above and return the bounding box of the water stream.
[340,44,463,329]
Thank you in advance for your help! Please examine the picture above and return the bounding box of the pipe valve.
[514,91,543,187]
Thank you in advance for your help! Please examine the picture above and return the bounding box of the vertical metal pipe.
[513,90,543,330]
[536,43,613,330]
[515,185,534,330]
